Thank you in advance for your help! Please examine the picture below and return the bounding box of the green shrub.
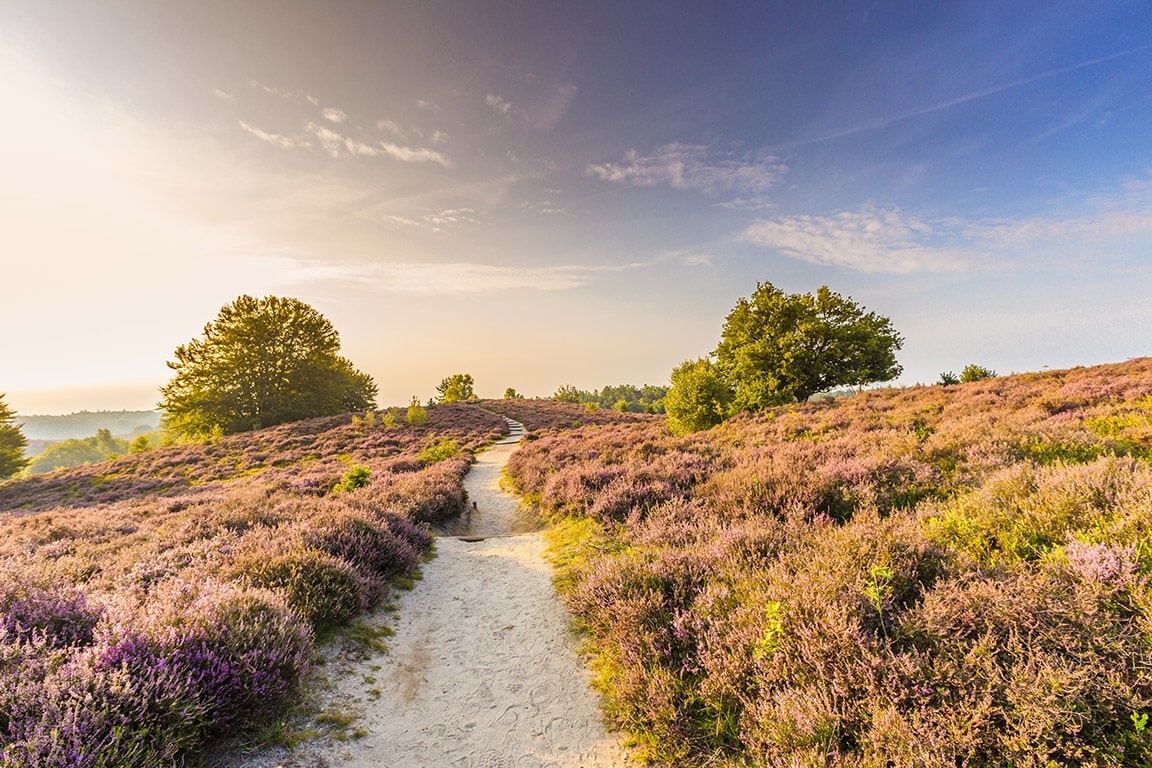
[960,363,997,383]
[333,464,371,493]
[418,438,460,465]
[405,398,427,426]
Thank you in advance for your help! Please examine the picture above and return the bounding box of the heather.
[498,359,1152,766]
[0,403,505,766]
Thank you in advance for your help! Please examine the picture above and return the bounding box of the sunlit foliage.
[159,295,376,440]
[960,362,998,382]
[664,358,730,436]
[715,281,903,409]
[435,373,476,403]
[27,429,129,474]
[0,395,28,480]
[551,383,669,413]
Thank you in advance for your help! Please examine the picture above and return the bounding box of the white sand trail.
[332,533,627,767]
[217,417,630,768]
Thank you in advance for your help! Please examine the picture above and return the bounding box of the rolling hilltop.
[2,359,1152,766]
[500,358,1152,766]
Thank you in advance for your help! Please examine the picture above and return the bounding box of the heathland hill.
[498,358,1152,766]
[2,360,1152,766]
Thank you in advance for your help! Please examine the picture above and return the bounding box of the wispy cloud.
[271,259,604,295]
[306,122,373,157]
[382,208,476,232]
[381,208,479,233]
[249,80,319,106]
[378,141,452,167]
[743,207,968,273]
[778,43,1152,151]
[485,93,513,116]
[238,120,310,150]
[744,186,1152,273]
[377,119,404,136]
[373,262,593,294]
[588,143,786,197]
[355,255,666,294]
[322,107,347,123]
[485,84,577,130]
[264,245,667,295]
[213,89,235,103]
[523,83,578,131]
[243,122,452,166]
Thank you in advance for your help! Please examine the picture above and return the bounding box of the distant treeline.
[26,429,132,474]
[18,409,161,440]
[552,383,669,413]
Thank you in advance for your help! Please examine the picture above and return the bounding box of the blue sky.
[2,1,1150,413]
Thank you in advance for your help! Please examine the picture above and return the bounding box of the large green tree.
[714,282,903,409]
[435,373,476,403]
[0,394,29,480]
[664,358,731,436]
[159,295,377,439]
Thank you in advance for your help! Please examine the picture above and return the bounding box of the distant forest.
[18,410,161,441]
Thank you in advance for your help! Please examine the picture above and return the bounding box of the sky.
[2,0,1151,414]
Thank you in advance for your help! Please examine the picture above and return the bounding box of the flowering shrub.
[0,403,506,765]
[0,572,103,648]
[495,359,1152,766]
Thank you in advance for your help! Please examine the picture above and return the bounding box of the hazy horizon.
[4,2,1151,415]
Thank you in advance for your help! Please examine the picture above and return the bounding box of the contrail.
[777,43,1152,151]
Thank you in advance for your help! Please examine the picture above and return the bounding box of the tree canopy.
[664,359,730,436]
[552,383,668,413]
[714,282,903,410]
[27,429,129,474]
[435,373,476,403]
[960,363,997,383]
[0,395,29,480]
[158,295,377,440]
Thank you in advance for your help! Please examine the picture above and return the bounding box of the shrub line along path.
[243,416,630,768]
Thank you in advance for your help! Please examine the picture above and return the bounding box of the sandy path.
[227,417,629,768]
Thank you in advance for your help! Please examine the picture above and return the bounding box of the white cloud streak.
[378,141,453,167]
[588,143,786,196]
[243,122,452,166]
[322,107,347,123]
[374,263,592,294]
[238,120,310,150]
[743,207,968,273]
[265,249,669,296]
[744,190,1152,273]
[307,122,355,157]
[778,44,1152,152]
[269,259,606,295]
[249,80,319,105]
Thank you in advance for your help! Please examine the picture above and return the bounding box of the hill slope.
[499,359,1152,767]
[0,404,507,765]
